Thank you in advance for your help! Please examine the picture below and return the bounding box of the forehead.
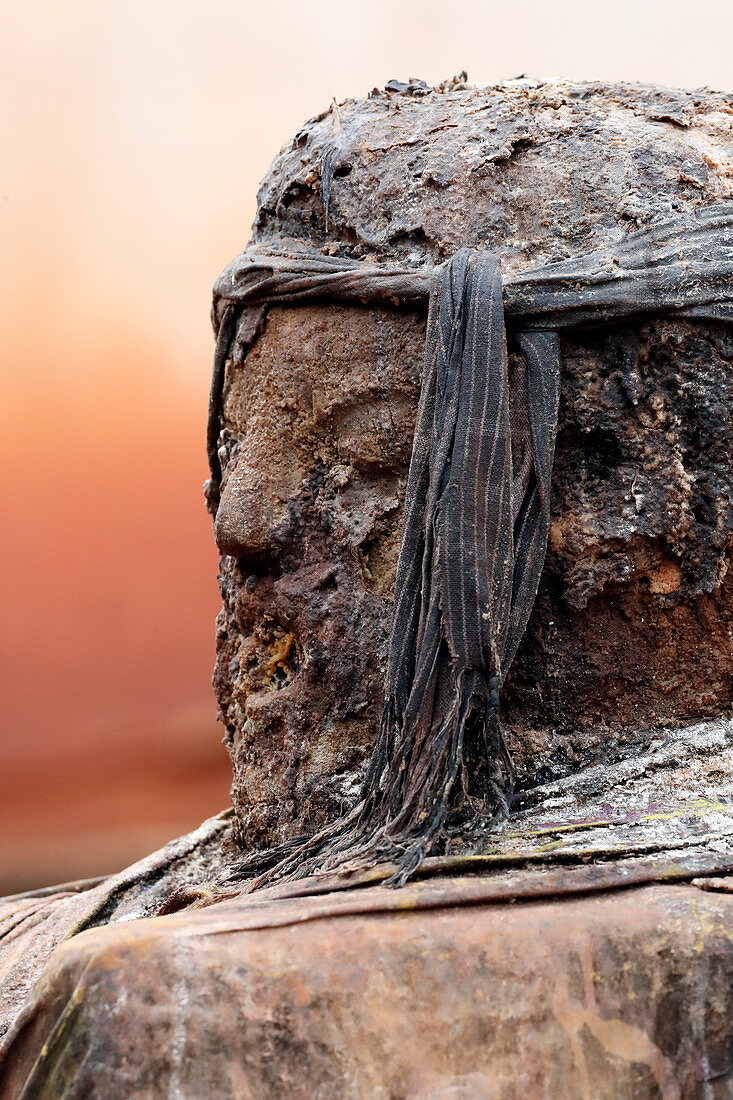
[225,304,424,411]
[222,304,425,471]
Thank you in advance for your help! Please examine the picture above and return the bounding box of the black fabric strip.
[209,205,733,888]
[212,203,733,327]
[344,253,561,881]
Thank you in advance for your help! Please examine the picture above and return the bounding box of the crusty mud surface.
[212,79,733,850]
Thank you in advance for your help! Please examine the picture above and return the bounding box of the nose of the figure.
[213,448,303,560]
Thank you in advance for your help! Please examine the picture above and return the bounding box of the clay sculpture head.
[210,79,733,854]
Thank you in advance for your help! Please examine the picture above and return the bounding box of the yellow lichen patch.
[264,632,295,685]
[548,519,567,554]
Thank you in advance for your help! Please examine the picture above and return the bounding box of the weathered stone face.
[213,305,423,848]
[212,80,733,852]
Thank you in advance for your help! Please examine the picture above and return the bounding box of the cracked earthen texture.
[213,80,733,851]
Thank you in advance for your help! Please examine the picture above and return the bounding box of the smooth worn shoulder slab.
[2,873,733,1098]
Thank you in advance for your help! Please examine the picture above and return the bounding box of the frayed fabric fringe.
[225,251,559,889]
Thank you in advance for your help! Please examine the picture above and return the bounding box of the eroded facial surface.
[213,299,732,851]
[213,304,423,849]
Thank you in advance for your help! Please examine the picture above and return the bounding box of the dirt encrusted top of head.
[250,78,733,271]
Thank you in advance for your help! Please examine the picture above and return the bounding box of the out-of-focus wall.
[2,0,731,892]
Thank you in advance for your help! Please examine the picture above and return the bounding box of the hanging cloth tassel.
[226,249,560,888]
[355,251,560,881]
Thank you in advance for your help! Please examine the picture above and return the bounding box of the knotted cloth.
[208,204,733,886]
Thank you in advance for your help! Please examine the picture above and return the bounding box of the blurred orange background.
[2,0,732,892]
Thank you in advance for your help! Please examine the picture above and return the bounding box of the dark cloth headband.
[209,203,733,888]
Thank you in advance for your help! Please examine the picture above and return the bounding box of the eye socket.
[328,396,414,473]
